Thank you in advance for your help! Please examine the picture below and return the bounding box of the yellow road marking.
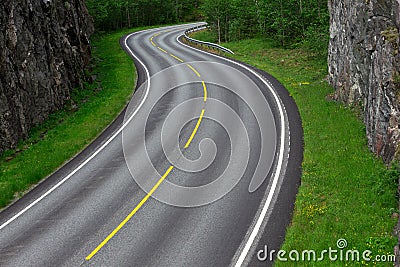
[202,81,207,102]
[184,109,205,149]
[170,54,184,62]
[85,166,175,261]
[186,64,201,78]
[158,47,167,53]
[86,35,208,261]
[154,33,160,37]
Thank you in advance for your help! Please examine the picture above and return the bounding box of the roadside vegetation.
[86,0,329,55]
[86,0,200,31]
[1,0,397,264]
[191,30,398,266]
[0,28,147,208]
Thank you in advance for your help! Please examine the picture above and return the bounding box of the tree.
[86,0,201,31]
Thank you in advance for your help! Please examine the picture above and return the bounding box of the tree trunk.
[280,0,284,46]
[299,0,305,36]
[126,1,131,28]
[217,17,221,44]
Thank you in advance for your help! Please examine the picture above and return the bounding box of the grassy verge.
[1,24,397,265]
[193,31,398,266]
[0,27,151,209]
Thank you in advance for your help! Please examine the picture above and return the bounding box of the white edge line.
[0,27,156,231]
[183,28,234,54]
[0,24,286,264]
[177,30,286,266]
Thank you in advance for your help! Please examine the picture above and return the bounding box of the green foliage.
[86,0,201,31]
[0,27,145,208]
[218,38,398,266]
[86,0,329,51]
[302,22,329,56]
[201,0,330,49]
[186,33,398,265]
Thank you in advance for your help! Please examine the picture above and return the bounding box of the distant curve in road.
[0,23,303,267]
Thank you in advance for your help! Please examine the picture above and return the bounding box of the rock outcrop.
[328,0,400,163]
[0,0,93,153]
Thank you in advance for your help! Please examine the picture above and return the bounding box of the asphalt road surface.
[0,23,303,267]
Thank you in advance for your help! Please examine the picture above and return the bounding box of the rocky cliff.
[0,0,93,154]
[328,0,400,163]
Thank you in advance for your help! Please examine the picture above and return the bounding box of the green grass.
[1,25,397,265]
[0,27,153,208]
[192,31,398,266]
[188,29,217,43]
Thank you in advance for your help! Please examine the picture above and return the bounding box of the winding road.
[0,23,302,266]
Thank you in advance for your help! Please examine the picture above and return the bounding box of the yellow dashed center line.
[151,32,185,63]
[85,166,175,261]
[202,81,207,102]
[158,47,167,53]
[186,64,201,77]
[184,109,205,149]
[170,53,184,63]
[85,31,210,262]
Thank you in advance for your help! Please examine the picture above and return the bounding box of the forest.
[86,0,329,53]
